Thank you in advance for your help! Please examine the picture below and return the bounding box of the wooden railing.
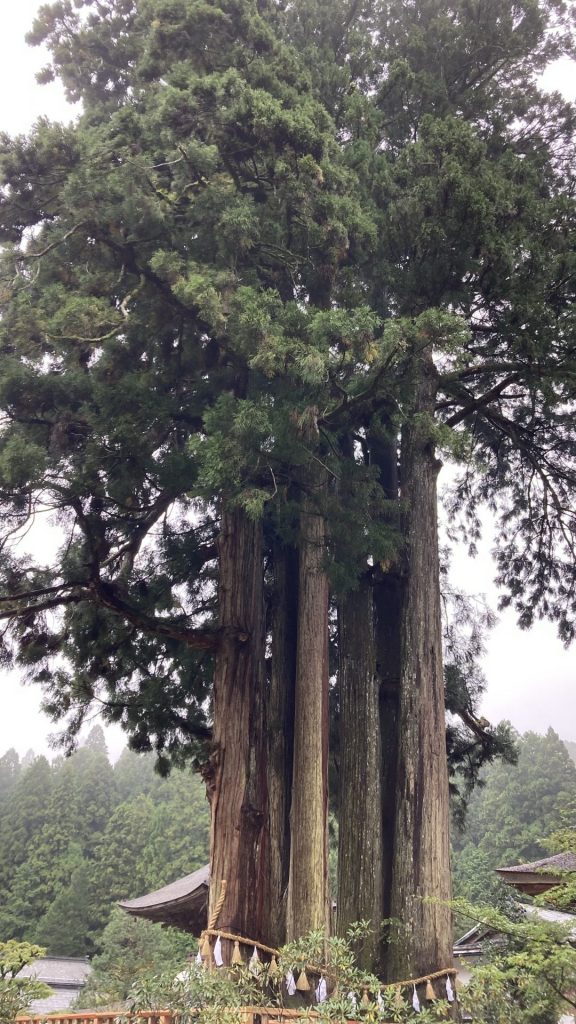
[16,1009,363,1024]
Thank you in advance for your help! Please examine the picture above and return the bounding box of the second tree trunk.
[388,351,453,981]
[286,473,331,940]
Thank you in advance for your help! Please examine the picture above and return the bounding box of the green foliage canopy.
[0,0,575,769]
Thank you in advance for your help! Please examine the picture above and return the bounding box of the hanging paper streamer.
[285,970,297,996]
[232,941,243,966]
[195,949,202,965]
[412,985,421,1013]
[446,975,455,1003]
[377,990,385,1011]
[249,946,260,976]
[425,978,437,1001]
[296,969,310,991]
[347,991,358,1010]
[315,976,327,1003]
[213,936,224,967]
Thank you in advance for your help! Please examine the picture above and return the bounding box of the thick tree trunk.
[336,428,403,978]
[370,430,403,967]
[388,352,453,982]
[267,540,298,947]
[337,577,384,971]
[286,474,331,940]
[374,567,403,972]
[207,506,271,949]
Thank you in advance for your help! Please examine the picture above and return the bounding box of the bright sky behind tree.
[0,1,574,760]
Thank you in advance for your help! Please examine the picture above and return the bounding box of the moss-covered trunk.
[268,540,298,947]
[208,505,271,949]
[336,428,403,977]
[337,577,384,971]
[286,473,330,940]
[388,351,453,982]
[370,430,403,973]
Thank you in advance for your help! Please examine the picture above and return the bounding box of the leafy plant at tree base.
[124,962,262,1024]
[277,929,453,1022]
[454,900,576,1024]
[75,908,192,1009]
[124,928,455,1023]
[0,940,51,1024]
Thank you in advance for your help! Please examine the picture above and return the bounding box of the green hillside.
[0,727,208,958]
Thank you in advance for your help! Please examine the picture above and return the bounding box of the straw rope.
[208,879,228,930]
[205,928,279,957]
[388,966,457,987]
[202,921,456,992]
[201,886,456,996]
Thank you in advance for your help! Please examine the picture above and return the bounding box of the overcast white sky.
[0,3,574,762]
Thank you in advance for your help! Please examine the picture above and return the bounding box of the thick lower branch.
[91,578,219,650]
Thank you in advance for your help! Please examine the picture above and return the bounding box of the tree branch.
[91,577,220,651]
[17,221,87,261]
[442,374,520,427]
[0,593,84,619]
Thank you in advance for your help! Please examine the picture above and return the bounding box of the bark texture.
[286,476,330,940]
[388,352,453,980]
[374,567,403,956]
[268,540,298,946]
[337,577,384,971]
[370,430,403,958]
[208,506,271,948]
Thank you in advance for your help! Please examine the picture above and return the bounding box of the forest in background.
[0,723,574,975]
[0,725,207,958]
[453,727,576,922]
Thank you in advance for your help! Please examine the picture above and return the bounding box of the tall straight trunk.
[267,540,298,947]
[337,577,384,971]
[370,430,403,965]
[374,567,403,971]
[388,352,453,981]
[207,505,271,948]
[286,472,330,940]
[336,428,402,977]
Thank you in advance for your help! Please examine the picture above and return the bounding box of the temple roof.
[17,956,92,1015]
[455,903,576,951]
[119,864,209,934]
[18,956,92,988]
[496,851,576,895]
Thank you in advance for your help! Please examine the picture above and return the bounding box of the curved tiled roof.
[17,957,92,1014]
[18,956,91,986]
[496,851,576,896]
[119,864,209,934]
[497,852,576,874]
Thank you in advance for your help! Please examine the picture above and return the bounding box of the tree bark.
[286,473,331,940]
[336,427,403,977]
[207,505,271,949]
[337,577,384,971]
[370,430,403,967]
[388,351,453,982]
[374,566,403,978]
[267,540,298,947]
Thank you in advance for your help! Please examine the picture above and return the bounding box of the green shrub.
[0,940,51,1024]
